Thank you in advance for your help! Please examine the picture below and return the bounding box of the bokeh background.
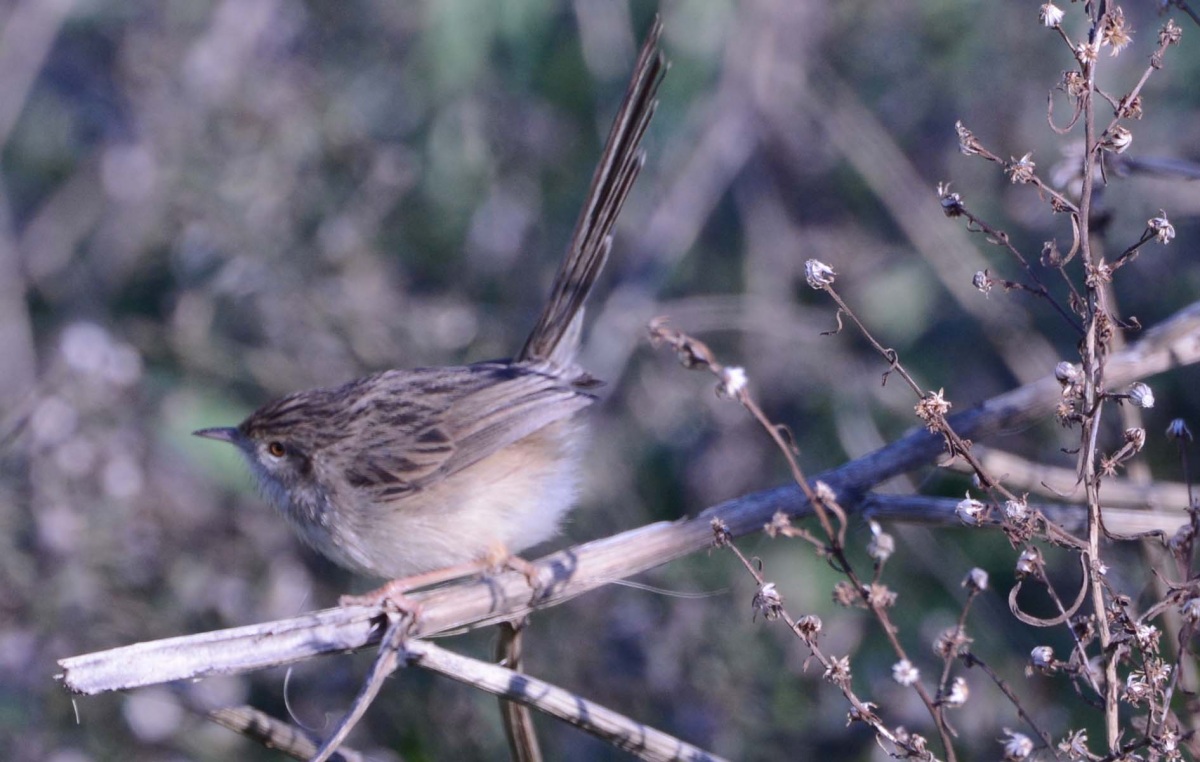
[4,0,1200,759]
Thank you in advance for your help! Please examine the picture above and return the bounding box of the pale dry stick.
[309,611,713,762]
[310,615,409,762]
[860,494,1185,538]
[1072,7,1120,748]
[207,705,363,762]
[402,638,725,762]
[944,446,1191,512]
[495,621,542,762]
[57,300,1200,697]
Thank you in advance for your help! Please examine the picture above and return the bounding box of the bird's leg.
[482,543,545,599]
[338,561,482,611]
[339,546,545,610]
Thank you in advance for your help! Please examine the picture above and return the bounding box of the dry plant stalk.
[648,5,1198,761]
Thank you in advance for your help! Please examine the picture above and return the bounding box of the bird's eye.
[267,441,286,458]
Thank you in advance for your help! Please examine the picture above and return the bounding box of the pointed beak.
[193,427,240,443]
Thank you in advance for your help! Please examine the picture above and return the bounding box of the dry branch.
[946,445,1192,509]
[208,706,364,762]
[402,638,726,762]
[59,299,1200,696]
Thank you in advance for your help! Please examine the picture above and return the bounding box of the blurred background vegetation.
[4,0,1200,759]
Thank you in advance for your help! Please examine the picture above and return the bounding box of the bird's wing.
[342,363,595,497]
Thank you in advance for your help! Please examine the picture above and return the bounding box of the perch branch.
[58,299,1200,695]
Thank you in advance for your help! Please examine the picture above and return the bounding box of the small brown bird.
[195,20,666,597]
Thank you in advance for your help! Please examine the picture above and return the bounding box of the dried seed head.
[832,580,859,607]
[901,732,929,757]
[1006,153,1037,184]
[710,518,732,548]
[1182,598,1200,623]
[1148,210,1175,244]
[1100,7,1133,56]
[956,495,987,525]
[717,366,747,398]
[1002,729,1034,760]
[795,614,822,638]
[1146,658,1172,688]
[1042,238,1065,266]
[1134,622,1160,651]
[972,270,992,295]
[1100,126,1133,153]
[804,259,836,289]
[764,511,794,538]
[1123,427,1146,453]
[1057,729,1089,760]
[1030,645,1055,671]
[1055,361,1082,386]
[937,182,964,217]
[1159,19,1182,47]
[1125,671,1152,704]
[1086,260,1114,289]
[942,676,969,708]
[1127,382,1155,409]
[867,521,895,563]
[1118,94,1143,120]
[1060,71,1087,101]
[823,655,851,685]
[963,567,989,592]
[892,659,919,686]
[752,583,784,621]
[1075,41,1099,65]
[933,627,970,658]
[955,121,982,156]
[1166,418,1193,442]
[864,582,898,608]
[1016,547,1043,577]
[1004,497,1029,523]
[914,389,951,432]
[1039,2,1064,27]
[1160,727,1180,755]
[846,701,878,725]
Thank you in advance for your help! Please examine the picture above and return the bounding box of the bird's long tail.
[517,17,666,366]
